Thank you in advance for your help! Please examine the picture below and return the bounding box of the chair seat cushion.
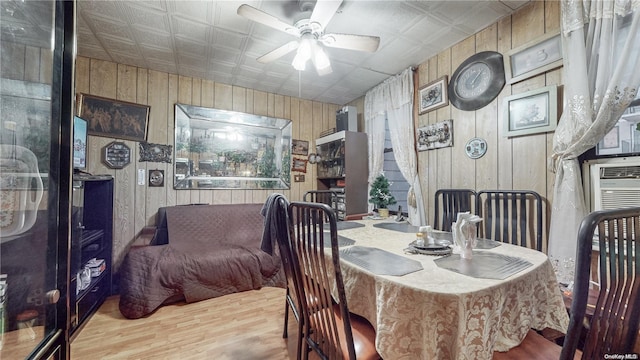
[310,304,380,360]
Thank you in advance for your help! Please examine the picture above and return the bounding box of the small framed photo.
[292,158,308,173]
[505,32,563,84]
[292,139,309,156]
[503,85,558,138]
[416,119,453,151]
[418,76,448,115]
[77,93,150,142]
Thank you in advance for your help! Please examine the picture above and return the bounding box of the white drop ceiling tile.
[212,47,241,64]
[178,54,207,68]
[429,26,472,49]
[99,35,140,55]
[132,26,173,49]
[500,0,531,11]
[171,16,211,43]
[214,1,252,33]
[83,14,132,40]
[403,15,451,44]
[208,62,235,74]
[123,4,171,33]
[166,1,213,24]
[140,45,176,62]
[175,37,208,57]
[213,28,247,50]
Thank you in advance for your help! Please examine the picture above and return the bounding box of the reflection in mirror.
[174,104,291,189]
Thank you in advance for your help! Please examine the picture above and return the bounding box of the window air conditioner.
[591,161,640,211]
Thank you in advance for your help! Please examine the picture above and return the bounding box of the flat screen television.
[73,116,87,170]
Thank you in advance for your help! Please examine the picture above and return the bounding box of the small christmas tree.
[369,173,397,209]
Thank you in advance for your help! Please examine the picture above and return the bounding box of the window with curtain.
[383,116,409,214]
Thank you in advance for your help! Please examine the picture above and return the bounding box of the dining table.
[324,219,570,360]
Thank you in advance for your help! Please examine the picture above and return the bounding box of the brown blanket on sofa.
[118,203,285,319]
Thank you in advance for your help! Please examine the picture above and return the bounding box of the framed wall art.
[503,85,558,137]
[139,142,172,163]
[504,32,563,84]
[292,158,308,173]
[292,139,309,156]
[418,76,448,114]
[77,93,150,142]
[417,119,453,151]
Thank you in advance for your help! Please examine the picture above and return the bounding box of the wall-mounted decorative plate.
[103,141,131,169]
[465,137,487,159]
[149,169,165,187]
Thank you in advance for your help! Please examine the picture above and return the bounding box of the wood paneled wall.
[74,56,340,268]
[348,1,561,252]
[418,1,561,251]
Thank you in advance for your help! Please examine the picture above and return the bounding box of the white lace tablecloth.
[330,220,570,360]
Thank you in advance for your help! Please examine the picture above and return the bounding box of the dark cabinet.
[69,176,113,339]
[315,131,368,219]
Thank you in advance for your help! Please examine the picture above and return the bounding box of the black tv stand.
[70,175,113,340]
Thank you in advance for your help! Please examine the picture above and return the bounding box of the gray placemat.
[373,222,420,233]
[339,246,424,276]
[322,232,356,247]
[324,222,366,231]
[433,252,532,279]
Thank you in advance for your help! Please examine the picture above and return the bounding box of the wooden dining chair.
[493,206,640,359]
[271,195,306,360]
[433,189,476,232]
[288,201,380,360]
[476,190,543,251]
[304,190,340,218]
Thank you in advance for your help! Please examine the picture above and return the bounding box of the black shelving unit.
[69,175,113,339]
[315,131,368,219]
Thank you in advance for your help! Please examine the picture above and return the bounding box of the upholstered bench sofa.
[118,203,285,319]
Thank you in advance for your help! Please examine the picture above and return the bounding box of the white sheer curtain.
[364,68,427,225]
[548,0,640,266]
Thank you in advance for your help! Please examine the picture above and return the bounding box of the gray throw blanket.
[260,193,289,255]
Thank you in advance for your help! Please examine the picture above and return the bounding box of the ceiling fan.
[237,0,380,76]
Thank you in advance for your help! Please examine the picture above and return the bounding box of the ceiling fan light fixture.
[312,42,330,71]
[292,38,312,70]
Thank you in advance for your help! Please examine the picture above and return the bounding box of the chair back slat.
[434,189,476,232]
[561,207,640,359]
[289,201,356,360]
[476,190,543,251]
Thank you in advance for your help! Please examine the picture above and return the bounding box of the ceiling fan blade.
[237,4,300,36]
[309,0,343,30]
[321,33,380,52]
[256,41,300,63]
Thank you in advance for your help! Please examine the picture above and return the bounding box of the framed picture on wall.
[503,85,558,137]
[77,93,150,142]
[504,32,563,84]
[292,139,309,156]
[418,76,449,114]
[292,158,308,173]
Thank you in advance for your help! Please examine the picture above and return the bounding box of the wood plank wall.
[349,1,561,252]
[74,56,340,268]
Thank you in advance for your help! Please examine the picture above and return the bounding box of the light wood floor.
[71,287,303,359]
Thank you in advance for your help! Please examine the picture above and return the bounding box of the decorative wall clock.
[449,51,506,111]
